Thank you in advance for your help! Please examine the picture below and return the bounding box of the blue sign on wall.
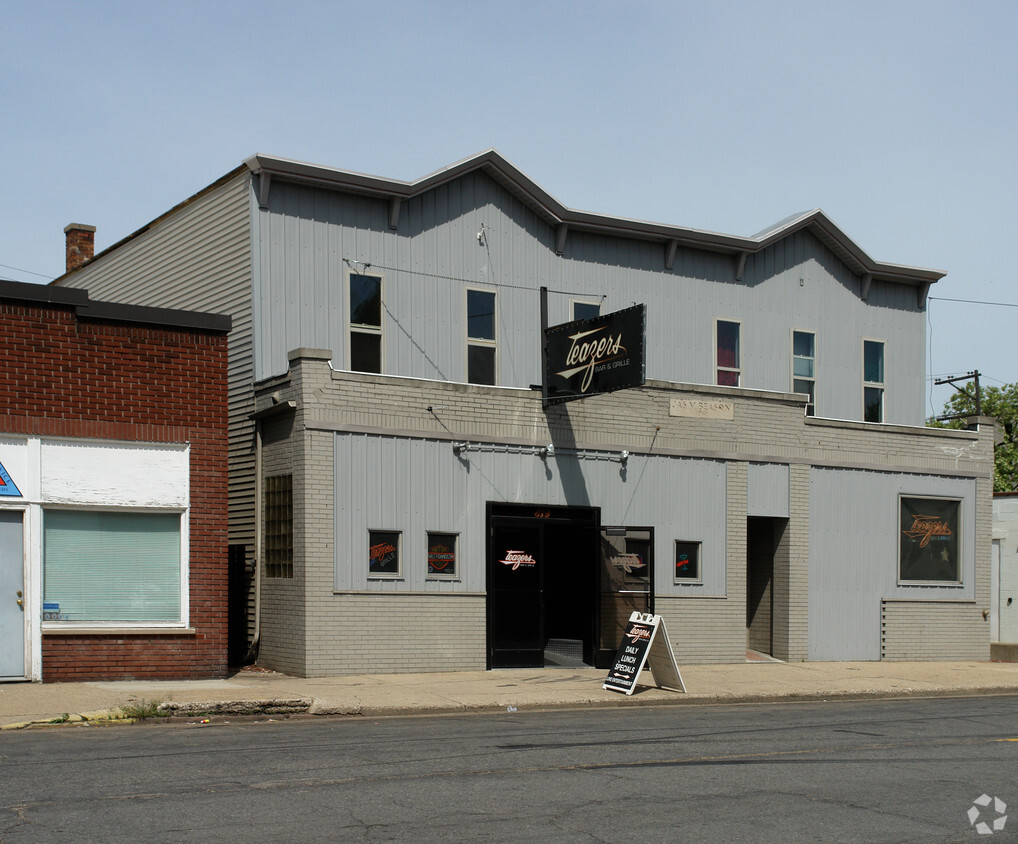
[0,461,21,497]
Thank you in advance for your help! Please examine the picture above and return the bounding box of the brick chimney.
[64,223,96,272]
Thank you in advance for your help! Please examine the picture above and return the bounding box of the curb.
[7,684,1018,730]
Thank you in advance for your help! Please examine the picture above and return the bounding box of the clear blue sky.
[3,0,1015,414]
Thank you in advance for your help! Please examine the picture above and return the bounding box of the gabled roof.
[245,149,945,288]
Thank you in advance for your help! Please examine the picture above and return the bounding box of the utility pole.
[934,370,981,422]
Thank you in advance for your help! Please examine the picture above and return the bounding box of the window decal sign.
[544,305,645,405]
[0,460,22,497]
[499,549,536,571]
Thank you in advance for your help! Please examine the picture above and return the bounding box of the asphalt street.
[1,695,1015,842]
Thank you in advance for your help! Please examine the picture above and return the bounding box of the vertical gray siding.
[254,173,926,425]
[333,433,728,597]
[809,468,977,660]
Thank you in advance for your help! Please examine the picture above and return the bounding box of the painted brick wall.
[1,298,229,681]
[881,601,989,660]
[257,410,306,675]
[253,353,993,671]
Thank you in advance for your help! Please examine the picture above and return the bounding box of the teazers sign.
[544,305,645,405]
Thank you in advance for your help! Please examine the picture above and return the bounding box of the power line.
[929,295,1018,308]
[0,262,53,279]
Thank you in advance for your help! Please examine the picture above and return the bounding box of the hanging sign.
[544,305,645,405]
[603,612,685,695]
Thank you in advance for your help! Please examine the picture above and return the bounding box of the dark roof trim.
[244,150,945,287]
[1,278,230,333]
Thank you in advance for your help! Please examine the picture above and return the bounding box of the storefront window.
[899,496,960,584]
[43,510,183,623]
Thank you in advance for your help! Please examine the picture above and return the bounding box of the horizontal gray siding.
[254,171,927,424]
[56,173,256,555]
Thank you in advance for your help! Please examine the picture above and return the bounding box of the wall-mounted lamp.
[620,450,630,465]
[452,442,467,455]
[540,444,555,458]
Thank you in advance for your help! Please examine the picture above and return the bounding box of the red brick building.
[0,270,230,681]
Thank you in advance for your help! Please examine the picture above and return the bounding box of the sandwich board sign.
[603,612,685,695]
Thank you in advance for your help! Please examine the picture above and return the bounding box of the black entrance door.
[487,503,600,669]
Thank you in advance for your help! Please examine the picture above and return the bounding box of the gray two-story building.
[55,150,995,676]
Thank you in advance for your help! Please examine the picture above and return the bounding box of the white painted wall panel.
[40,441,188,507]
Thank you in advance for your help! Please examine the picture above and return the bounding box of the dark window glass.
[350,274,381,327]
[864,340,884,384]
[717,321,740,369]
[864,386,883,423]
[368,530,400,577]
[674,541,700,581]
[717,369,739,387]
[427,532,457,578]
[793,330,814,359]
[899,497,960,583]
[468,344,496,385]
[350,332,381,373]
[467,290,495,340]
[573,301,600,321]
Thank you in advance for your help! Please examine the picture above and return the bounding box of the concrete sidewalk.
[2,660,1018,729]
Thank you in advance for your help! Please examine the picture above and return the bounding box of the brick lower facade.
[0,282,229,681]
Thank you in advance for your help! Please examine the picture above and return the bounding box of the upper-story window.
[571,299,601,322]
[716,319,741,387]
[466,288,496,385]
[863,339,884,422]
[792,330,816,416]
[349,273,383,373]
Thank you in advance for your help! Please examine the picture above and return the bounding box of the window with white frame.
[349,272,383,373]
[466,288,496,385]
[571,299,601,322]
[716,319,741,387]
[863,339,884,422]
[427,531,458,580]
[792,330,816,416]
[43,510,184,624]
[368,530,401,579]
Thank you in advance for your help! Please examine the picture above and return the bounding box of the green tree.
[930,381,1018,492]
